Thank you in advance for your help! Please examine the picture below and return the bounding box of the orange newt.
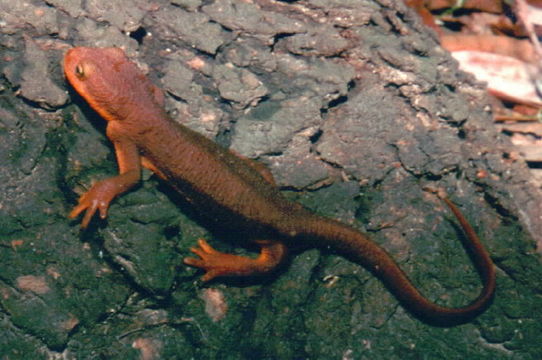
[63,47,495,325]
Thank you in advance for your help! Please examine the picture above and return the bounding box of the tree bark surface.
[0,0,541,358]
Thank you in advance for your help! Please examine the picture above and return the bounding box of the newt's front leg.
[70,136,141,228]
[184,239,288,281]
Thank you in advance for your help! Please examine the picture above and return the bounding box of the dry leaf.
[451,50,542,106]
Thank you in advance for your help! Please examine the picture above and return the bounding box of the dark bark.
[0,0,541,358]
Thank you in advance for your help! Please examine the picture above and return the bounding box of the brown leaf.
[451,50,542,106]
[441,34,537,63]
[426,0,505,13]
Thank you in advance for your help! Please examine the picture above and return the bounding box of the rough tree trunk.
[0,0,541,358]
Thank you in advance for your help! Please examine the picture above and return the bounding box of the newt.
[63,47,495,326]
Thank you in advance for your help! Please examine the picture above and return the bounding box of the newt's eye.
[75,64,85,79]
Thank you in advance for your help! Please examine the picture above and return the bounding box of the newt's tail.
[296,198,496,326]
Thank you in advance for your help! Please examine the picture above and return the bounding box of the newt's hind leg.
[244,159,276,186]
[184,239,287,281]
[231,150,276,186]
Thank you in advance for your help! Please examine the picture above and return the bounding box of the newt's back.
[64,47,306,235]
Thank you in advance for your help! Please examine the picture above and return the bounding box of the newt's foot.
[184,239,288,282]
[69,179,118,228]
[184,239,250,281]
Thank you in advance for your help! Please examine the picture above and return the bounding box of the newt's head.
[64,47,158,123]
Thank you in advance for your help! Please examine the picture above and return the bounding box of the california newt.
[63,47,495,325]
